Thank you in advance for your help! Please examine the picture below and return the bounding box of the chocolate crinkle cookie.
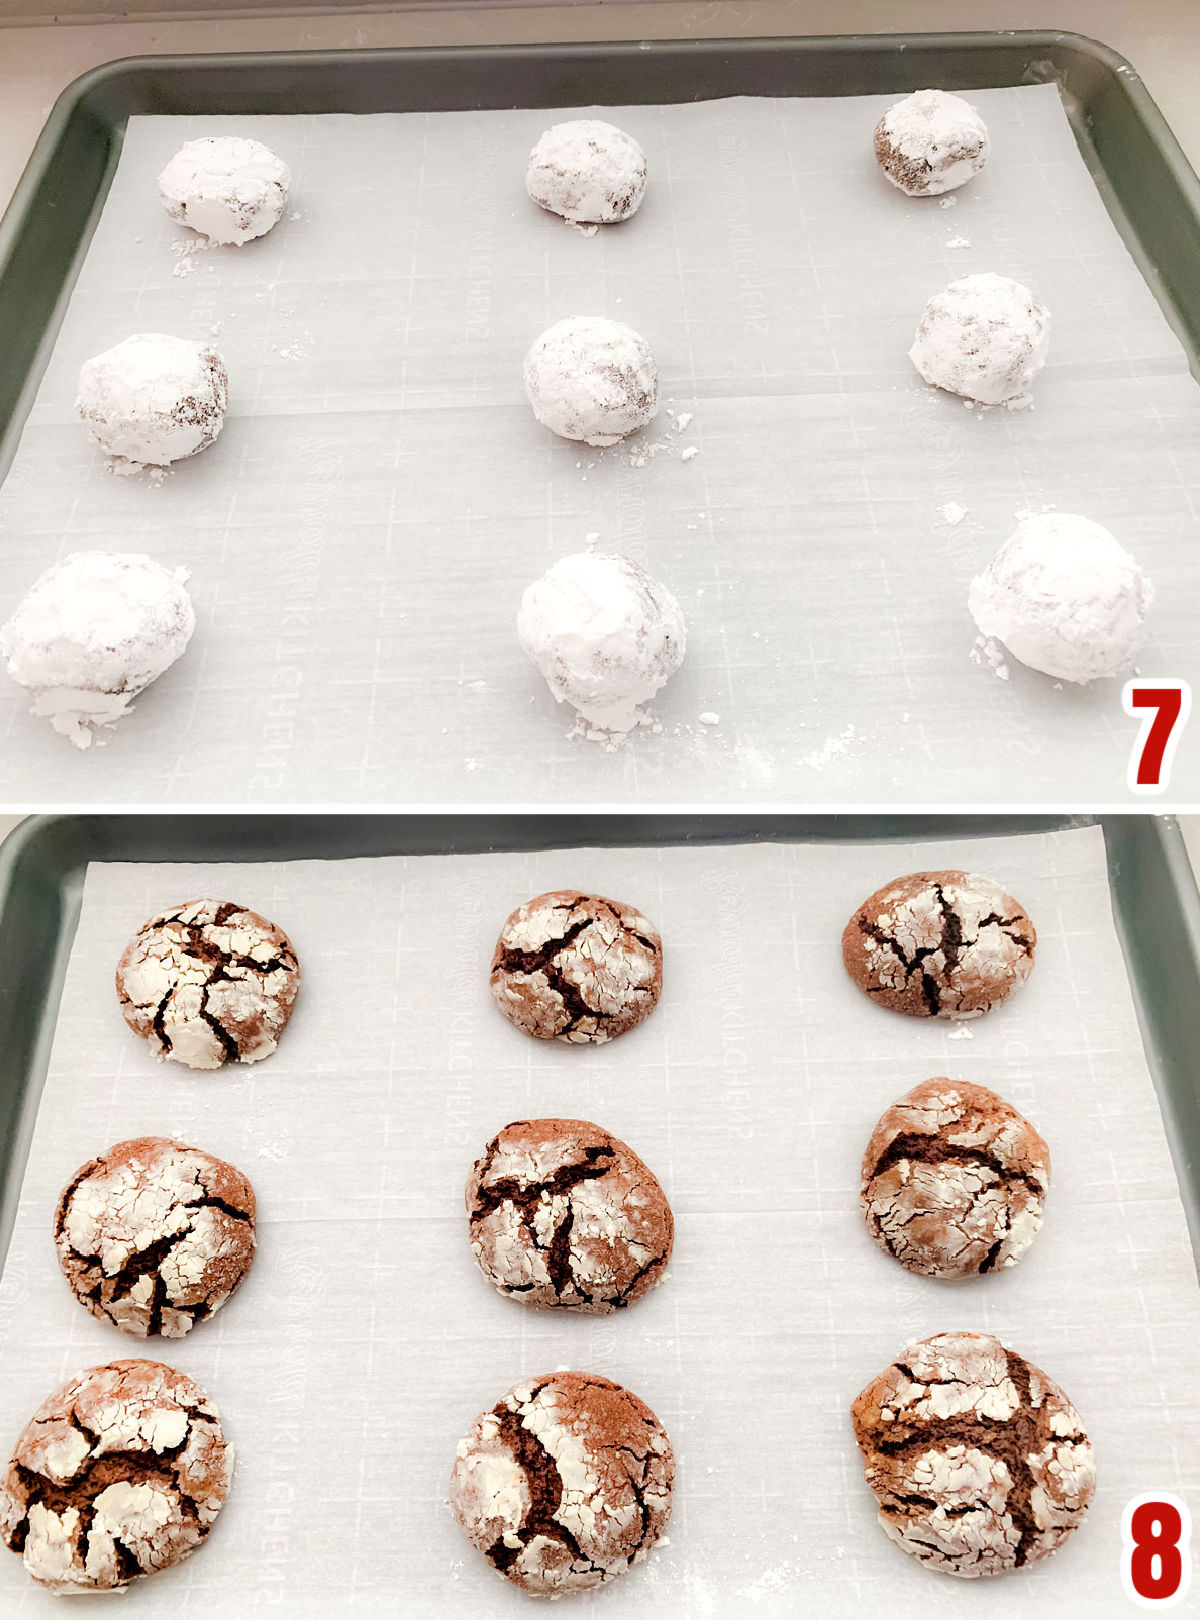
[490,890,662,1043]
[842,870,1035,1019]
[467,1119,673,1313]
[874,89,989,198]
[861,1079,1049,1279]
[852,1332,1095,1578]
[0,1359,233,1593]
[449,1370,674,1595]
[56,1137,256,1337]
[116,899,300,1070]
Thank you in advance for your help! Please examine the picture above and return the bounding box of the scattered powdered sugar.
[941,501,968,525]
[948,1024,976,1040]
[972,634,1011,681]
[946,234,972,248]
[698,711,720,726]
[680,445,699,462]
[801,723,859,769]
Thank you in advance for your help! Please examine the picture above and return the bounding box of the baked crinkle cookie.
[117,899,300,1070]
[449,1371,674,1595]
[843,871,1035,1019]
[0,1359,233,1593]
[862,1079,1049,1279]
[467,1119,673,1313]
[852,1332,1095,1577]
[56,1137,256,1337]
[490,890,662,1043]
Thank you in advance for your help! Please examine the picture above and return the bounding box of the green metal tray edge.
[3,30,1200,477]
[2,812,1198,1277]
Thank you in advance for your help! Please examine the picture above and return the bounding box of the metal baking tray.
[1,811,1198,1284]
[3,30,1200,480]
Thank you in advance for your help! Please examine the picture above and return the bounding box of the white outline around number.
[1122,680,1192,795]
[1121,1491,1192,1608]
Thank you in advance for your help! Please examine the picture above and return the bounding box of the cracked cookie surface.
[449,1370,673,1595]
[116,899,300,1070]
[862,1079,1049,1280]
[0,1359,233,1593]
[852,1331,1094,1578]
[490,890,662,1043]
[467,1119,673,1314]
[842,871,1035,1019]
[56,1137,256,1338]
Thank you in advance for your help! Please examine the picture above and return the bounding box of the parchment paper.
[1,86,1199,803]
[0,824,1197,1615]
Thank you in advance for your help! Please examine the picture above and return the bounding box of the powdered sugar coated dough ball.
[524,317,658,446]
[158,136,290,245]
[874,89,989,197]
[910,273,1050,405]
[0,552,195,747]
[77,333,228,466]
[518,551,686,734]
[526,119,647,224]
[968,513,1153,684]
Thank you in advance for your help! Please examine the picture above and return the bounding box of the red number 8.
[1131,1502,1184,1599]
[1123,1493,1192,1607]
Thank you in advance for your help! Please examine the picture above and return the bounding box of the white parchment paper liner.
[0,823,1197,1614]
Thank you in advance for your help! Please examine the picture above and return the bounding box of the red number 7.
[1123,681,1191,793]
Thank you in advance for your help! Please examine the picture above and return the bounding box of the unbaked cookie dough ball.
[852,1332,1095,1577]
[0,551,195,749]
[874,89,989,197]
[910,273,1050,405]
[524,317,658,446]
[449,1370,674,1595]
[56,1137,256,1337]
[969,513,1154,684]
[526,119,647,224]
[843,870,1035,1020]
[491,889,663,1043]
[158,135,290,246]
[77,333,228,466]
[0,1359,233,1593]
[861,1078,1050,1279]
[518,550,686,734]
[467,1119,673,1312]
[116,899,300,1071]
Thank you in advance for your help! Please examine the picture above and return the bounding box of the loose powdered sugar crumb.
[681,446,699,461]
[972,634,1011,680]
[801,723,859,769]
[941,501,968,525]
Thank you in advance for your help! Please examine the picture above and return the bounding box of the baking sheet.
[0,823,1197,1615]
[1,85,1199,803]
